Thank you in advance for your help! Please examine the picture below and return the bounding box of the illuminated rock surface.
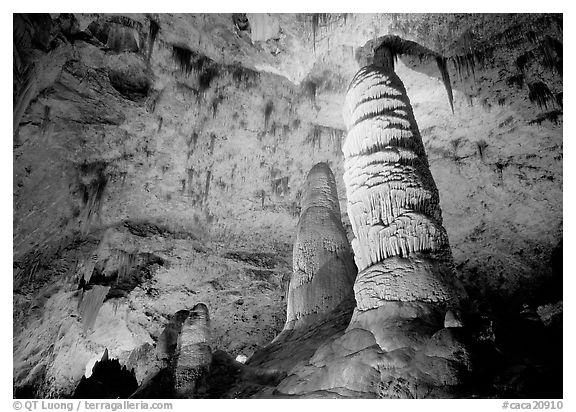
[282,162,356,332]
[13,13,562,398]
[241,45,471,399]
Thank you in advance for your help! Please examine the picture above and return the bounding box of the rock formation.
[282,162,357,332]
[343,42,462,309]
[157,309,192,360]
[77,285,110,331]
[73,349,138,399]
[124,309,190,390]
[173,303,212,398]
[339,40,470,395]
[246,163,357,373]
[12,13,563,399]
[245,40,473,398]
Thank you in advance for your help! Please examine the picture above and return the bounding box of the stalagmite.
[173,303,212,398]
[260,39,472,399]
[342,44,462,308]
[282,162,357,332]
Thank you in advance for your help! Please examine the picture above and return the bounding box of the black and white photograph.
[10,6,566,405]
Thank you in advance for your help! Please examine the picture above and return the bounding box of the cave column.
[342,45,466,349]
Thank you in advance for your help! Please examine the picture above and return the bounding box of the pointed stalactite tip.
[435,56,455,114]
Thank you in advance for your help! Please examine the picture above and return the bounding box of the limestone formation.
[247,41,473,399]
[173,303,212,398]
[73,349,138,398]
[342,44,462,309]
[77,285,110,331]
[157,309,191,360]
[283,162,357,332]
[12,14,563,399]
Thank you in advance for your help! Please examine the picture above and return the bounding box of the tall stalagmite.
[282,162,357,332]
[342,44,462,313]
[261,42,472,399]
[173,303,212,398]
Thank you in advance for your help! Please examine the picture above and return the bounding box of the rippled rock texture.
[343,58,460,305]
[283,163,356,332]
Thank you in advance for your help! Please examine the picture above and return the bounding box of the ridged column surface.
[343,65,458,308]
[284,163,357,331]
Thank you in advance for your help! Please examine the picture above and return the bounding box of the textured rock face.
[343,62,460,308]
[353,257,456,309]
[173,303,212,398]
[283,163,356,331]
[336,50,469,395]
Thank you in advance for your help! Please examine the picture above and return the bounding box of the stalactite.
[171,44,217,83]
[78,162,108,235]
[476,140,488,159]
[229,64,260,88]
[555,92,563,107]
[232,13,250,31]
[311,13,331,53]
[311,14,319,53]
[539,36,562,76]
[364,36,455,112]
[147,18,160,60]
[78,284,110,331]
[528,81,555,109]
[197,62,218,92]
[186,168,194,194]
[435,57,454,113]
[13,62,38,140]
[516,50,534,73]
[306,125,322,150]
[302,80,317,103]
[204,170,212,203]
[208,133,217,155]
[172,45,195,75]
[41,105,51,139]
[529,110,562,125]
[87,16,140,53]
[264,100,274,130]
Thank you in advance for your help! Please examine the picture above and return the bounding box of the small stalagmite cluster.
[129,304,213,399]
[282,162,357,332]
